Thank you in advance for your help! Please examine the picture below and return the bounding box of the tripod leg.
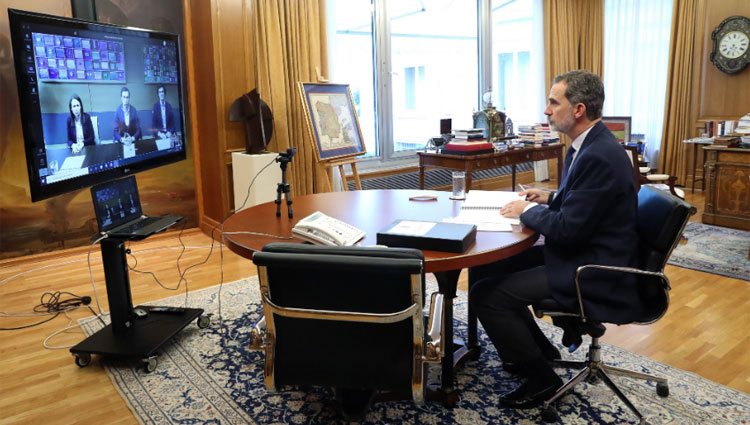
[275,183,284,217]
[285,186,294,218]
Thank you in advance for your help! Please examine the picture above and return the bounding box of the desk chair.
[533,186,696,423]
[624,145,685,199]
[251,243,445,420]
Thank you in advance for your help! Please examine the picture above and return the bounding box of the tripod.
[275,148,295,218]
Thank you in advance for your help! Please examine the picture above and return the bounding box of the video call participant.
[468,70,639,409]
[66,94,95,153]
[113,86,142,144]
[152,85,175,138]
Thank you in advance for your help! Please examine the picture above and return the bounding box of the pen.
[517,184,527,192]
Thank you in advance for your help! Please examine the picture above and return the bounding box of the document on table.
[444,190,523,231]
[60,155,85,170]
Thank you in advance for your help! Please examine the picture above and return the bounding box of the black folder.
[376,220,477,253]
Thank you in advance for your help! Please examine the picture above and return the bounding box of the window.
[403,65,424,110]
[603,0,673,167]
[490,0,545,127]
[328,0,544,168]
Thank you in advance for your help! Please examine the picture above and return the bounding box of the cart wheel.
[541,404,560,423]
[656,382,669,397]
[197,315,210,329]
[74,353,91,368]
[143,357,158,373]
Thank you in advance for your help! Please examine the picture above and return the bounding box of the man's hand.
[521,188,551,205]
[501,200,531,218]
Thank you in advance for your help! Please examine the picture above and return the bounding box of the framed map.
[298,83,366,161]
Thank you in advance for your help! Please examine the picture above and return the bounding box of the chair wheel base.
[656,382,669,397]
[541,404,560,423]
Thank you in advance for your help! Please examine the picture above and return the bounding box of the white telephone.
[291,211,366,246]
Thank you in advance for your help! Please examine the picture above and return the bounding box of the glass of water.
[450,171,466,200]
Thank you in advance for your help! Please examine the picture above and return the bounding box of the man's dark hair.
[120,86,130,96]
[553,70,605,120]
[158,85,166,94]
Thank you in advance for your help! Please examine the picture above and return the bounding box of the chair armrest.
[424,292,444,363]
[573,264,670,321]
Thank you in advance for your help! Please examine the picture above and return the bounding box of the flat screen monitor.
[8,8,188,201]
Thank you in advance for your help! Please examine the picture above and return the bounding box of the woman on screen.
[66,94,95,153]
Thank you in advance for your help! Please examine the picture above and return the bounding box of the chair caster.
[656,382,669,397]
[541,404,560,423]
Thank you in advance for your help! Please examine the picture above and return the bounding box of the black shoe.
[498,378,562,409]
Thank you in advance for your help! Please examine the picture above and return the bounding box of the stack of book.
[516,123,560,146]
[452,128,485,140]
[442,140,495,155]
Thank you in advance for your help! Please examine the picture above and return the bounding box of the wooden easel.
[323,156,362,191]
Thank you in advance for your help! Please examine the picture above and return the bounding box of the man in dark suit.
[151,85,175,138]
[469,70,639,409]
[113,86,142,143]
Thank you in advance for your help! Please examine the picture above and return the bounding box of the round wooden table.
[222,189,538,404]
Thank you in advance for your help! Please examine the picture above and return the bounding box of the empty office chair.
[533,186,696,423]
[624,145,685,199]
[251,243,444,419]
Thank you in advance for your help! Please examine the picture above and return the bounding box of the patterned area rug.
[81,277,750,424]
[667,222,750,281]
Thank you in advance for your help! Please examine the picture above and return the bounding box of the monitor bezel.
[8,8,188,202]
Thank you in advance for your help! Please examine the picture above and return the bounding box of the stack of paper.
[444,190,523,231]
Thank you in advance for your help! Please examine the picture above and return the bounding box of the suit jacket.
[520,121,640,323]
[113,105,142,142]
[66,113,95,147]
[151,100,175,136]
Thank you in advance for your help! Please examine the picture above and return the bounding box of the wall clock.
[710,15,750,75]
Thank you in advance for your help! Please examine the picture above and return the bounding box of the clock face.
[719,31,750,59]
[711,16,750,74]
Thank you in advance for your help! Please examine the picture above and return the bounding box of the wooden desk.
[703,146,750,230]
[222,189,537,404]
[418,144,563,191]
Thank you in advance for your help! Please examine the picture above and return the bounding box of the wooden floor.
[1,188,748,424]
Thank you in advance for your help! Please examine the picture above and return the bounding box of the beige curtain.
[543,0,604,146]
[658,0,697,182]
[544,0,604,93]
[253,0,331,195]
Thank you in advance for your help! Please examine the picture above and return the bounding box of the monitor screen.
[8,8,188,201]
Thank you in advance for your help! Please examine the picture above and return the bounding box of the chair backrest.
[252,243,425,398]
[636,186,694,272]
[90,115,100,144]
[634,186,695,322]
[623,144,642,189]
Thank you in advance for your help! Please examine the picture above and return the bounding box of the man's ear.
[573,103,587,119]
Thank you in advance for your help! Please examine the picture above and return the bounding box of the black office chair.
[533,185,696,424]
[251,243,444,420]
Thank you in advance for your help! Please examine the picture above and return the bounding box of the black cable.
[0,313,60,331]
[1,291,91,331]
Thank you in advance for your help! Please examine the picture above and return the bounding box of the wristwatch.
[547,191,556,204]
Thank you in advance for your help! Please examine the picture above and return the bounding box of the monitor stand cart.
[70,236,208,372]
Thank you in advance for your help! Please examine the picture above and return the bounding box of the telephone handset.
[291,211,366,246]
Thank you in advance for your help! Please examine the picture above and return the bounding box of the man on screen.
[113,86,142,144]
[152,85,175,139]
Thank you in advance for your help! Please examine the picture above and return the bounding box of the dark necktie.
[561,146,576,182]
